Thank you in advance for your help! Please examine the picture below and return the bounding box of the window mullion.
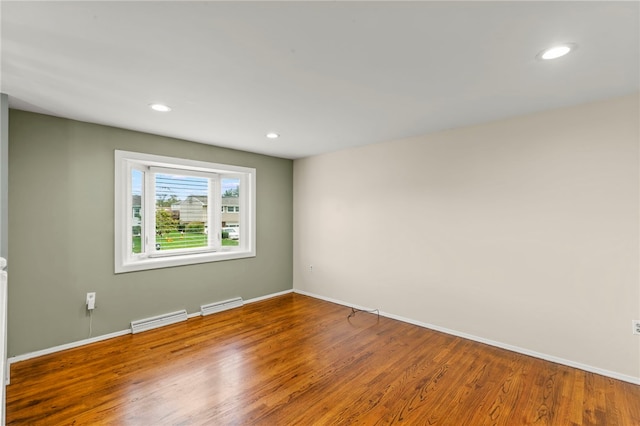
[146,167,156,256]
[139,169,145,254]
[125,163,133,257]
[210,174,221,250]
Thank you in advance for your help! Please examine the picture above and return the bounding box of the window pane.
[132,169,143,254]
[155,173,208,251]
[221,177,240,246]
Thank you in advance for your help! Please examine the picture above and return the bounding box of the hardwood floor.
[6,293,640,425]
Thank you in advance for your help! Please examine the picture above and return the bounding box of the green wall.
[8,110,293,356]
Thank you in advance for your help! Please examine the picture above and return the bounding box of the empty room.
[0,1,638,424]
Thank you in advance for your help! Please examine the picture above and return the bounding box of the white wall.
[293,93,640,382]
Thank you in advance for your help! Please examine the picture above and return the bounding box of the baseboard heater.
[130,309,188,334]
[201,297,244,316]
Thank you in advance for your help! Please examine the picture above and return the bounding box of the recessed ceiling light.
[266,132,279,139]
[150,103,171,112]
[538,43,577,60]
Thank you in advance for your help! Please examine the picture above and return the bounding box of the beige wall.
[293,94,640,381]
[8,110,293,356]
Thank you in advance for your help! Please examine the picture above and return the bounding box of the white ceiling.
[1,1,638,159]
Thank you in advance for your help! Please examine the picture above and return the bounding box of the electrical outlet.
[633,320,640,335]
[86,292,96,310]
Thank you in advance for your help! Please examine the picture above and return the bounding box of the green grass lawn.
[158,232,207,250]
[132,231,238,253]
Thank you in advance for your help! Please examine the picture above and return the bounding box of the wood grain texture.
[6,293,640,425]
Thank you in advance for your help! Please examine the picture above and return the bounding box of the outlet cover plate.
[633,320,640,335]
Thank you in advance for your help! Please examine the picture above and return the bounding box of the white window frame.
[115,150,256,273]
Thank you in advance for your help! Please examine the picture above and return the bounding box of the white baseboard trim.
[245,288,293,305]
[8,329,132,366]
[187,311,201,319]
[6,329,131,385]
[5,289,296,384]
[293,289,640,386]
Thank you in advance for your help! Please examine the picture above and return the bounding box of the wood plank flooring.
[6,293,640,425]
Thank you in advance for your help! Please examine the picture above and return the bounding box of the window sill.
[115,249,256,273]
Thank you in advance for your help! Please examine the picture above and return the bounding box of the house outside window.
[222,197,239,226]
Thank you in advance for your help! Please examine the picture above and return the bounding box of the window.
[115,150,256,273]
